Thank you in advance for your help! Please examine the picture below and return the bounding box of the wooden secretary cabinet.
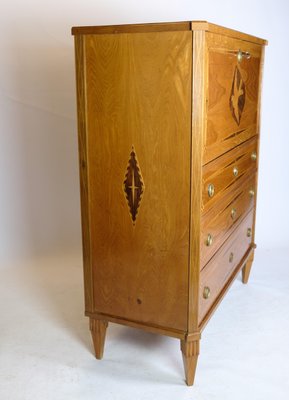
[72,21,267,385]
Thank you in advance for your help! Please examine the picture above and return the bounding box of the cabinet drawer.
[201,174,256,268]
[198,210,254,324]
[204,33,262,164]
[202,137,258,213]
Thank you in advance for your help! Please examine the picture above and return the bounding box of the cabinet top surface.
[71,20,267,45]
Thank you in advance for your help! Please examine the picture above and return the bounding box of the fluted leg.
[89,318,108,359]
[242,251,255,284]
[181,338,200,386]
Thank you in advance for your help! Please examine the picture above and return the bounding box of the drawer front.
[201,174,256,269]
[204,33,262,164]
[202,137,258,213]
[199,210,254,324]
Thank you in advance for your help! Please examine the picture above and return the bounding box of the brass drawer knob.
[233,166,239,177]
[247,228,252,237]
[251,151,257,161]
[231,208,237,219]
[208,183,215,198]
[249,189,255,198]
[203,286,211,299]
[206,233,213,247]
[229,252,234,263]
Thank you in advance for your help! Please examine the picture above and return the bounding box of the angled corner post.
[182,27,207,386]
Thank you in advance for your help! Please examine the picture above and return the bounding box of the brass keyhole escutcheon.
[203,286,211,299]
[237,49,251,62]
[247,228,252,237]
[206,234,213,247]
[237,49,243,63]
[251,151,257,161]
[249,189,255,198]
[231,208,237,219]
[229,252,234,263]
[208,183,215,198]
[233,166,239,177]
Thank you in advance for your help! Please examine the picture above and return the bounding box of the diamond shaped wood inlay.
[123,147,145,224]
[229,66,246,125]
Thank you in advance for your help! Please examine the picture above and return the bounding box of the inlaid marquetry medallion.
[123,147,145,224]
[229,66,246,125]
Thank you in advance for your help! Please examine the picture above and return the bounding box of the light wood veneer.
[72,21,267,385]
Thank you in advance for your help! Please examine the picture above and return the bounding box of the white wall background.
[0,0,288,264]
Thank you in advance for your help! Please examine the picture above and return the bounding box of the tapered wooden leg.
[89,318,108,359]
[242,251,255,284]
[181,338,200,386]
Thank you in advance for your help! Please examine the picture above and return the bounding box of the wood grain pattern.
[74,35,94,313]
[86,310,186,339]
[204,33,262,164]
[72,21,268,46]
[188,30,207,333]
[181,338,200,386]
[201,174,256,268]
[199,244,255,331]
[85,31,192,331]
[199,210,254,324]
[191,21,267,45]
[251,46,265,253]
[242,250,255,284]
[89,318,108,359]
[202,136,258,213]
[73,22,267,385]
[72,21,191,35]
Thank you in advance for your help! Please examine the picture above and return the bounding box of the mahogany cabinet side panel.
[84,31,192,331]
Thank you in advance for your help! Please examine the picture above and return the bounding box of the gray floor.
[1,248,288,400]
